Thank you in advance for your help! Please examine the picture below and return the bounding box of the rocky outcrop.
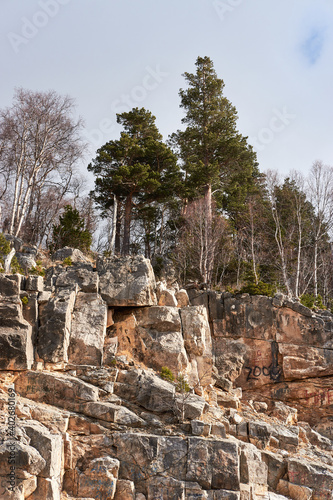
[0,251,332,499]
[0,274,33,370]
[190,290,333,426]
[96,254,157,306]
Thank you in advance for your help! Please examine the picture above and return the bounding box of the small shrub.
[0,233,11,256]
[160,366,175,382]
[29,260,45,277]
[11,256,24,275]
[21,296,29,305]
[176,374,190,393]
[300,293,326,310]
[62,257,73,267]
[238,280,277,297]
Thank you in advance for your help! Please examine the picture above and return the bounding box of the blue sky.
[1,0,333,188]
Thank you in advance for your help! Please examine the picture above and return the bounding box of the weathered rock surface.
[0,252,332,499]
[37,288,76,364]
[68,292,107,366]
[97,254,157,306]
[0,274,33,370]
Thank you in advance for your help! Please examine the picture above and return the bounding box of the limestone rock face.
[21,421,62,478]
[180,305,213,385]
[77,457,119,499]
[68,292,107,366]
[15,371,99,409]
[109,306,188,375]
[37,288,76,364]
[54,265,99,293]
[193,291,333,424]
[0,274,33,370]
[1,252,333,499]
[97,254,157,306]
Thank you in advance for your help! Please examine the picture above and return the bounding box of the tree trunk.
[314,238,318,298]
[115,208,121,254]
[122,193,132,255]
[109,194,117,254]
[4,248,15,273]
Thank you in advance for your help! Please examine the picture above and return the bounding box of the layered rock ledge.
[0,251,332,499]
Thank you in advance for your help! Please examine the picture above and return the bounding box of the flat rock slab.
[15,371,99,410]
[0,325,33,370]
[97,254,157,306]
[81,401,144,427]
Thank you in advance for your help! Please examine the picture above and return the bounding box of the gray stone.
[0,441,46,478]
[68,292,107,366]
[81,401,144,426]
[55,265,98,293]
[26,275,44,292]
[239,443,267,490]
[113,432,188,484]
[15,371,99,410]
[191,419,211,436]
[77,457,119,500]
[175,393,206,421]
[186,437,240,490]
[261,451,287,490]
[0,274,22,296]
[0,323,33,370]
[211,423,227,438]
[52,246,90,264]
[97,254,157,306]
[136,371,176,413]
[37,288,76,363]
[22,421,63,477]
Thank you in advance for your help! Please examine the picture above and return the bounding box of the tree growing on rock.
[88,107,180,256]
[0,88,86,241]
[170,56,259,221]
[49,205,92,254]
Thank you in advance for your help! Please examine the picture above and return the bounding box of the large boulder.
[52,246,91,264]
[15,371,99,410]
[180,306,213,386]
[68,292,107,366]
[0,274,33,370]
[96,255,157,306]
[109,306,188,375]
[37,288,76,364]
[77,457,119,499]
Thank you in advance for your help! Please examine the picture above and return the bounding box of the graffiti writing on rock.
[245,341,282,382]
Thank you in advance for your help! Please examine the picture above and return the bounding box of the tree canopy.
[88,107,180,255]
[170,56,259,219]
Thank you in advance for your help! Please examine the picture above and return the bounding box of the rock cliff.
[0,250,332,499]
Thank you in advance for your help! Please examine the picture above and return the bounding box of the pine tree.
[88,108,180,256]
[171,56,259,221]
[50,205,92,254]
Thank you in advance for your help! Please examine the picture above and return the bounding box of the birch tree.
[306,161,333,297]
[266,170,293,297]
[0,88,85,239]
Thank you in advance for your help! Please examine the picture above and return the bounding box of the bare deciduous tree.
[306,160,333,297]
[177,197,230,286]
[0,88,86,240]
